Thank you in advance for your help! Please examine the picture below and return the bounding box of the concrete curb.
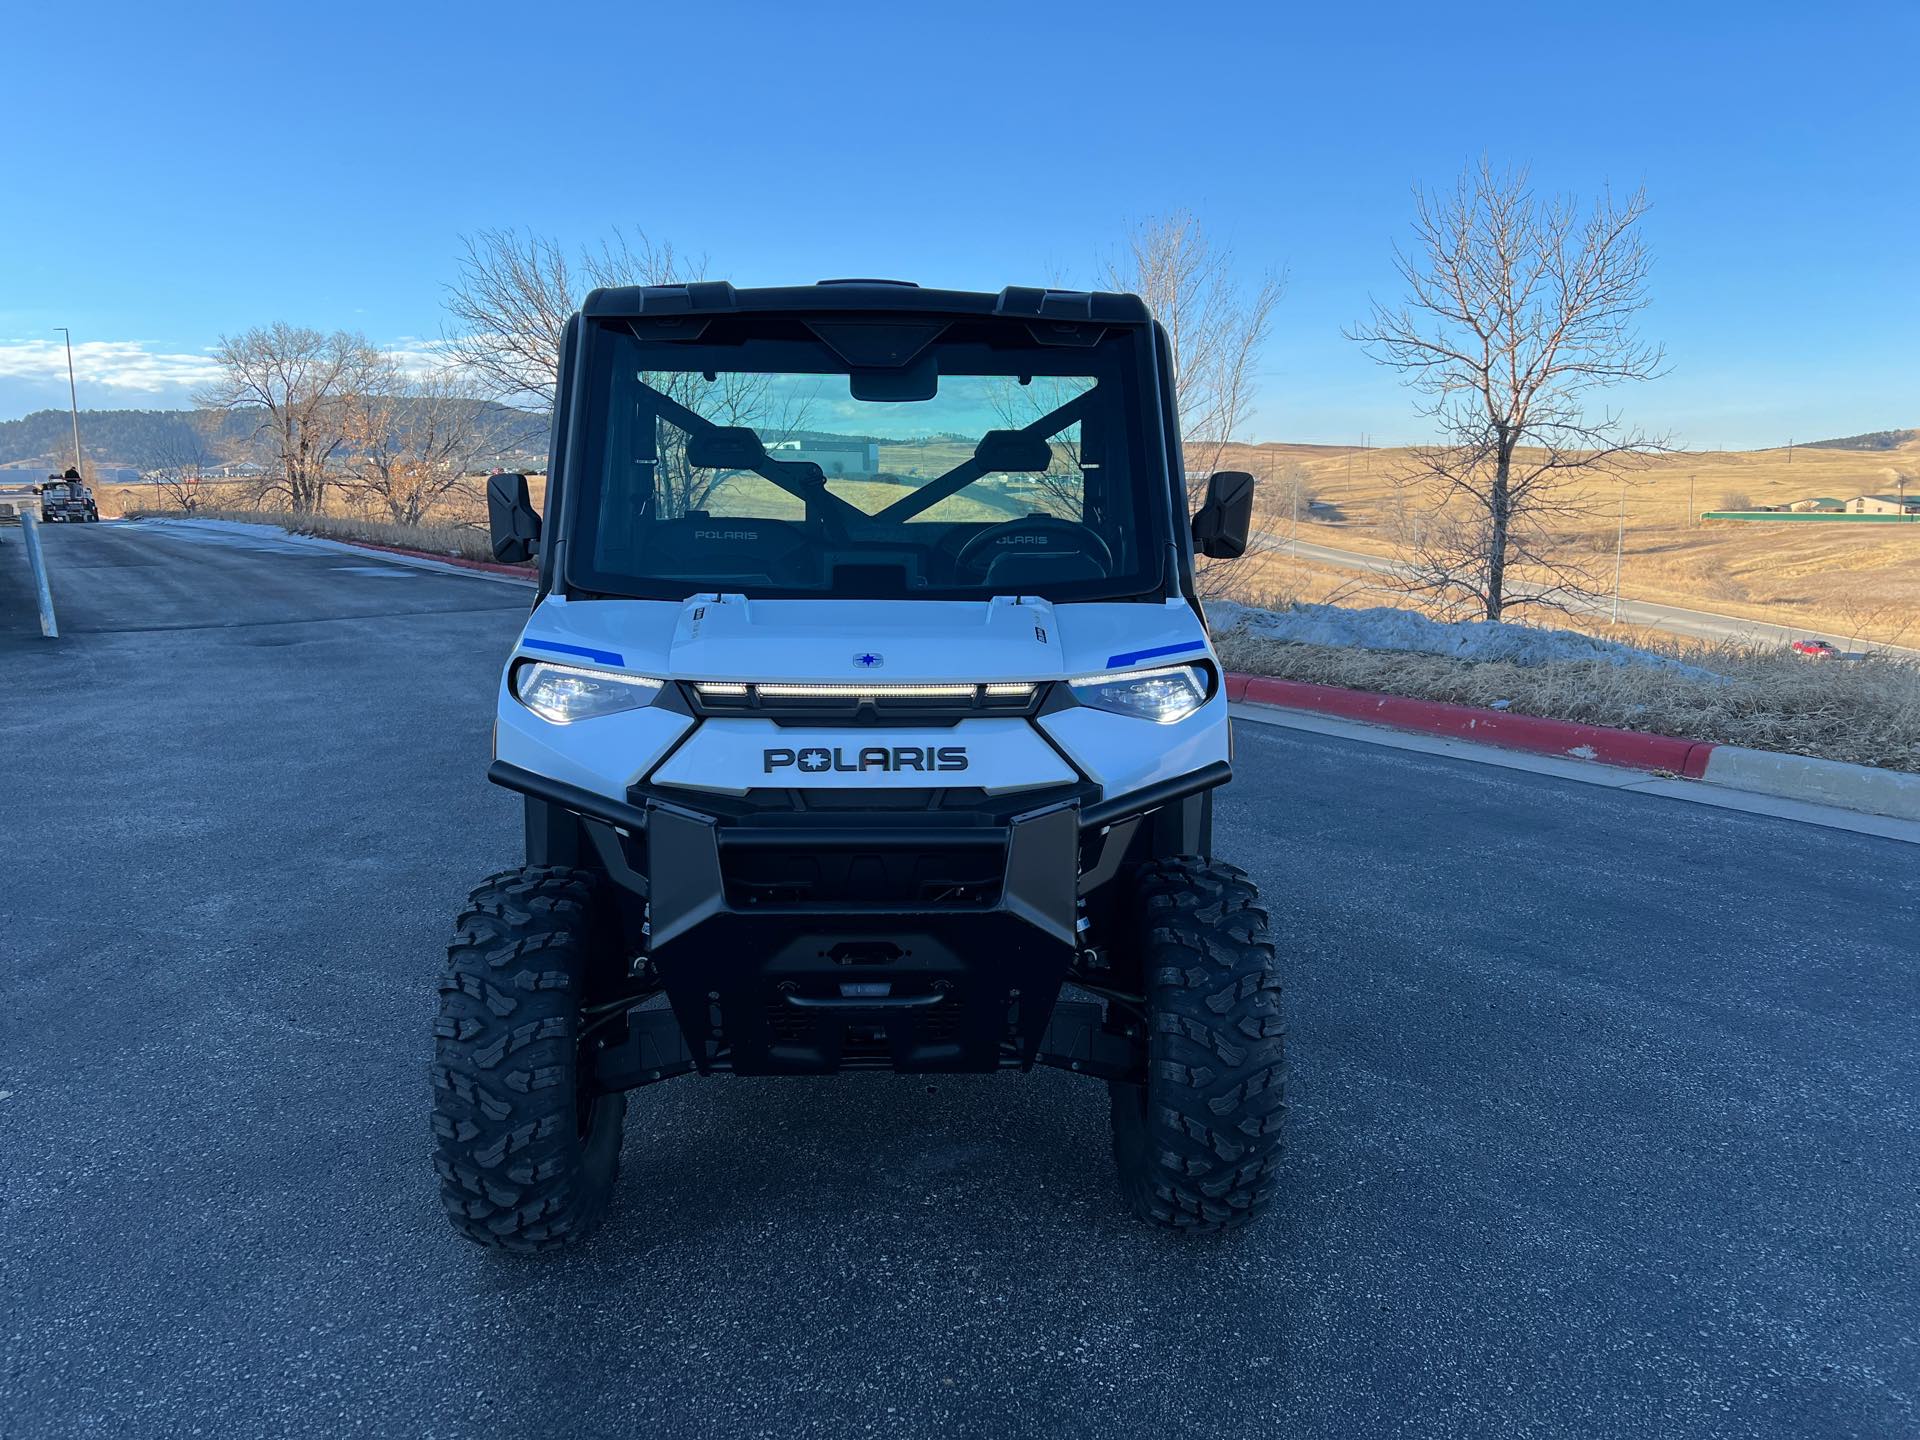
[1699,746,1920,823]
[323,537,537,580]
[1226,672,1920,823]
[1225,673,1715,776]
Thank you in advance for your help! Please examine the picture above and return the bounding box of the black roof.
[580,279,1153,326]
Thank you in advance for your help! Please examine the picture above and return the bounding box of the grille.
[723,842,1002,908]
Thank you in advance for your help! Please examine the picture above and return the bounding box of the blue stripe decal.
[1104,639,1207,669]
[522,637,625,667]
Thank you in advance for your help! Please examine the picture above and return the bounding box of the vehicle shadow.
[457,1068,1308,1435]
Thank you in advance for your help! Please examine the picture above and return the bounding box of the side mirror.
[487,472,541,564]
[1191,470,1255,559]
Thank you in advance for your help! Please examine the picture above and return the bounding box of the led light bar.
[692,680,1039,702]
[1065,663,1196,687]
[756,682,978,699]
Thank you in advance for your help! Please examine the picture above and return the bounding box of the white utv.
[433,280,1284,1251]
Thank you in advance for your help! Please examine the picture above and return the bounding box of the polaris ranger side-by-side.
[433,281,1284,1251]
[41,469,99,522]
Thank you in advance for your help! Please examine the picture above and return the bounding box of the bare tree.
[1270,460,1314,546]
[653,371,819,518]
[143,414,221,512]
[984,375,1093,519]
[339,364,488,526]
[1101,212,1282,490]
[443,227,697,412]
[197,324,382,513]
[1350,162,1666,621]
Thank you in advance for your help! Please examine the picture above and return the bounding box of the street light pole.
[54,327,83,473]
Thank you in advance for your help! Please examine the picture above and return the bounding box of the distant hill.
[0,404,549,473]
[0,408,250,472]
[1802,428,1920,451]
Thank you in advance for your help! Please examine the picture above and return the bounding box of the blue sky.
[3,0,1915,447]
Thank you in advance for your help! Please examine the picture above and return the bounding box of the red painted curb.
[332,537,536,579]
[1227,672,1717,778]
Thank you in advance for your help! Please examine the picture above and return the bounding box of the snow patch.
[1212,600,1716,675]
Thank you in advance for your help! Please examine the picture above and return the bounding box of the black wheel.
[1109,857,1285,1231]
[431,865,627,1252]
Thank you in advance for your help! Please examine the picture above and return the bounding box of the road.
[4,522,1917,1439]
[1255,530,1920,655]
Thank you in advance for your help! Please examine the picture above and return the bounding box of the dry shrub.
[1216,628,1920,773]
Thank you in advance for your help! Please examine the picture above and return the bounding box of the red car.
[1791,639,1838,659]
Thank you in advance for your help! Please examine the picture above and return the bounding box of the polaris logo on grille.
[764,745,969,775]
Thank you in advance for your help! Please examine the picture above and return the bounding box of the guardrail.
[10,510,59,637]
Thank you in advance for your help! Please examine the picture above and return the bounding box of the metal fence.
[1699,511,1920,524]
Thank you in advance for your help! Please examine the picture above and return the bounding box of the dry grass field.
[1215,438,1920,645]
[102,431,1920,648]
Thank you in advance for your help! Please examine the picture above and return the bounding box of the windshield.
[567,319,1167,601]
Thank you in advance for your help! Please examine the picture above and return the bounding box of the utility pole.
[1611,479,1627,624]
[1787,437,1794,466]
[54,327,84,473]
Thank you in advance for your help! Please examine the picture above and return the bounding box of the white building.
[1846,493,1920,515]
[766,439,880,479]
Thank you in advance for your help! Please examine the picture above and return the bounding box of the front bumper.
[487,759,1229,1076]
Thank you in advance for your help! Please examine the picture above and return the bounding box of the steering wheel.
[954,515,1115,581]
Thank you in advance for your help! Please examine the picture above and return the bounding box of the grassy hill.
[1222,436,1920,645]
[1803,429,1920,451]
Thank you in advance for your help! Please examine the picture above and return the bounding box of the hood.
[515,594,1212,683]
[665,596,1064,683]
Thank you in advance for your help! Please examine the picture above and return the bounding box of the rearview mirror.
[849,352,937,402]
[487,472,541,564]
[1191,470,1255,559]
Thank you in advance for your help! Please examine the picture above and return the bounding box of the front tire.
[430,865,627,1252]
[1110,857,1286,1231]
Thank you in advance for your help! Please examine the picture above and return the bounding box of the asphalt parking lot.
[4,521,1916,1438]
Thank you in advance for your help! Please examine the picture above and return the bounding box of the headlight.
[512,660,662,724]
[1069,664,1208,724]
